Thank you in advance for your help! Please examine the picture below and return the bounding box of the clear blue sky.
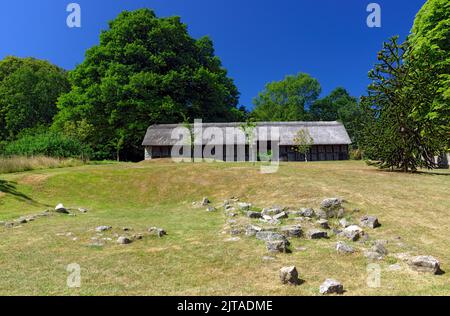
[0,0,426,110]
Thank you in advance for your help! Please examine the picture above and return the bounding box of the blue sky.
[0,0,426,109]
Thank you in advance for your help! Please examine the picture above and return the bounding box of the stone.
[336,241,354,254]
[388,264,402,271]
[295,246,307,252]
[55,203,69,214]
[132,234,144,240]
[237,202,252,211]
[262,256,276,261]
[261,207,282,217]
[314,209,328,219]
[224,237,241,242]
[273,211,288,220]
[317,219,330,229]
[408,256,442,274]
[360,216,381,229]
[201,197,210,206]
[308,229,328,239]
[245,225,262,236]
[148,227,167,237]
[95,226,112,232]
[320,198,342,209]
[117,236,132,244]
[266,240,289,253]
[339,218,350,228]
[364,251,384,260]
[371,241,388,256]
[206,206,216,212]
[16,217,28,224]
[280,225,302,238]
[256,231,288,243]
[122,227,132,231]
[342,225,363,241]
[319,279,344,295]
[279,266,300,285]
[78,208,88,213]
[337,208,345,218]
[230,228,243,236]
[299,208,314,218]
[246,211,262,219]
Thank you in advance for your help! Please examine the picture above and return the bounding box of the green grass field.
[0,160,449,295]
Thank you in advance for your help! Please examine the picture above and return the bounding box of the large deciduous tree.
[0,56,70,141]
[251,73,321,121]
[310,87,365,146]
[54,9,242,160]
[408,0,450,149]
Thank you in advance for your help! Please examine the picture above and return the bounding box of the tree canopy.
[0,56,70,141]
[53,9,243,160]
[251,73,321,121]
[408,0,450,149]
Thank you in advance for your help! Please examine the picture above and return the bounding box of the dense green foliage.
[251,73,321,121]
[3,132,91,159]
[360,37,442,171]
[0,56,70,141]
[408,0,449,148]
[53,9,243,160]
[310,87,365,146]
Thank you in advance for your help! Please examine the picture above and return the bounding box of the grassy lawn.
[0,160,449,295]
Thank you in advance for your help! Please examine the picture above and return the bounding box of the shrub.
[349,148,363,160]
[2,132,92,160]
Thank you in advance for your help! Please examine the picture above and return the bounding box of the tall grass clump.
[0,156,84,174]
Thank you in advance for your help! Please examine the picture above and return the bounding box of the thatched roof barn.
[142,121,352,161]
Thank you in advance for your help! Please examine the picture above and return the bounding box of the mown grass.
[0,160,449,295]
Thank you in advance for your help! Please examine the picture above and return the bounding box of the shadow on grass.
[0,179,47,206]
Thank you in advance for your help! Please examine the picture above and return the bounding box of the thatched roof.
[142,121,352,146]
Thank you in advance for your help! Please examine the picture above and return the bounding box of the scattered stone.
[308,229,328,239]
[206,206,216,212]
[337,208,345,218]
[117,236,132,244]
[336,241,354,254]
[342,225,363,241]
[394,252,412,262]
[256,231,288,243]
[408,256,442,274]
[201,197,210,206]
[95,226,112,232]
[314,209,328,219]
[339,218,351,228]
[261,207,282,216]
[371,241,388,256]
[279,266,300,285]
[317,219,330,229]
[224,237,241,242]
[132,234,144,240]
[227,219,237,225]
[148,227,167,237]
[273,211,288,220]
[122,227,132,231]
[360,215,381,229]
[226,211,238,217]
[16,217,28,224]
[320,279,344,295]
[237,202,252,211]
[78,208,88,213]
[388,264,402,271]
[266,240,289,253]
[320,198,342,210]
[299,208,315,218]
[55,203,69,214]
[245,225,262,236]
[246,211,262,219]
[280,225,302,238]
[230,228,243,236]
[364,251,384,260]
